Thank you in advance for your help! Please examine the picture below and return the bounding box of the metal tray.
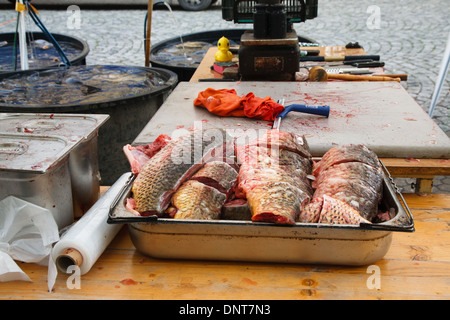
[108,162,414,266]
[0,113,109,218]
[0,133,75,229]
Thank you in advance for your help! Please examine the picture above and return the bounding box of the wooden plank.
[2,251,448,300]
[2,251,449,300]
[383,158,450,193]
[414,178,434,193]
[402,193,450,209]
[190,47,226,82]
[190,46,368,82]
[381,158,450,178]
[144,0,153,67]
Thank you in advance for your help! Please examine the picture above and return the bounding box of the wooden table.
[1,192,448,300]
[2,46,448,304]
[190,46,369,82]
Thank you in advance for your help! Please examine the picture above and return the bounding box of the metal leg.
[429,32,450,117]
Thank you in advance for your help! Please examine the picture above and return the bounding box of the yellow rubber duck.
[214,36,233,62]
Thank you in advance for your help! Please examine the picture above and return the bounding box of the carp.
[123,134,171,175]
[241,129,312,159]
[247,181,310,225]
[299,195,371,225]
[190,160,238,196]
[166,160,239,220]
[301,144,383,224]
[169,180,227,220]
[235,130,313,225]
[131,129,233,215]
[313,143,381,176]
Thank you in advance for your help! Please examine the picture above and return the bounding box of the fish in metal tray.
[312,161,383,221]
[313,143,381,176]
[190,160,238,196]
[247,181,308,225]
[167,180,227,220]
[238,129,312,159]
[299,195,371,225]
[301,144,383,224]
[125,130,384,226]
[236,164,313,200]
[235,131,314,225]
[165,160,238,219]
[235,145,314,200]
[131,129,234,215]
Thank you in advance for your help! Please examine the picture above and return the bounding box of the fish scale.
[302,144,383,224]
[132,130,231,214]
[242,129,312,160]
[167,160,238,220]
[312,162,383,220]
[236,130,314,224]
[313,144,381,176]
[247,181,307,225]
[171,180,226,220]
[299,195,371,225]
[190,160,238,194]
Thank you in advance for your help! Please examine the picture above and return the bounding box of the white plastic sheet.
[51,173,128,275]
[0,196,59,283]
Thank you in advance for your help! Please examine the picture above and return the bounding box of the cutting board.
[133,81,450,159]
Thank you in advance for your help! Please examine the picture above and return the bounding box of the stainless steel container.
[0,133,75,229]
[108,165,414,266]
[0,113,109,218]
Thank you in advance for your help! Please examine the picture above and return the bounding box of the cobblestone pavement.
[0,0,449,192]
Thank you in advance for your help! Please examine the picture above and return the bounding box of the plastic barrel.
[0,32,89,73]
[0,65,178,185]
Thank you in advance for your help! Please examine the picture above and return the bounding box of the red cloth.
[193,88,284,121]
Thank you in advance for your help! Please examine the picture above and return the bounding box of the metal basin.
[0,113,109,218]
[0,65,178,185]
[0,32,89,73]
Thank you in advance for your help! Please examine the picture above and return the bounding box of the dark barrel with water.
[150,29,249,81]
[0,32,89,73]
[0,65,178,185]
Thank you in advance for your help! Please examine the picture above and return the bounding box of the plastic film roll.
[51,172,131,275]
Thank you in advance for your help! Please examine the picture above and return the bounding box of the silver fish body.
[170,180,227,220]
[132,129,232,215]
